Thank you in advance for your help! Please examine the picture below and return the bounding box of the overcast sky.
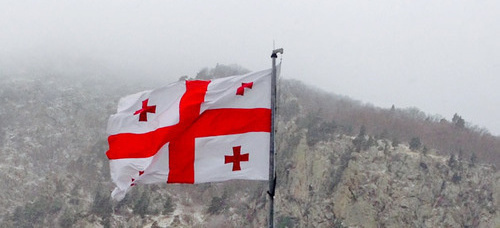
[1,0,499,135]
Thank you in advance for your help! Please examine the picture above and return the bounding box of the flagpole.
[269,48,283,228]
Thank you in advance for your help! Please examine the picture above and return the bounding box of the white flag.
[106,68,272,200]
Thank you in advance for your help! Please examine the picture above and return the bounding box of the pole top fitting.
[271,48,283,58]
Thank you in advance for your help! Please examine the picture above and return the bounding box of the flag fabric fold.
[106,68,273,200]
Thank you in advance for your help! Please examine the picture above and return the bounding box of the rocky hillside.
[275,120,499,227]
[0,64,498,227]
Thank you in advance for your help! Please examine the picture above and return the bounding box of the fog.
[1,0,499,135]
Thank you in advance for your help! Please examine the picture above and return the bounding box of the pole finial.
[271,48,284,58]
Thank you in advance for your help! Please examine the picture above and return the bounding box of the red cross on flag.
[106,68,273,200]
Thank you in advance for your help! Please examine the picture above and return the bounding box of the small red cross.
[134,99,156,122]
[224,146,249,171]
[236,82,253,96]
[130,170,145,186]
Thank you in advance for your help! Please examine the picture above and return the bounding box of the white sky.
[1,0,499,135]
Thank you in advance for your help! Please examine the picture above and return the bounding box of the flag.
[106,68,273,200]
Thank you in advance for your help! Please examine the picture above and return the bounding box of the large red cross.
[225,146,249,171]
[107,80,270,183]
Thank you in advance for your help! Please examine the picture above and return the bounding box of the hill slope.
[0,64,498,227]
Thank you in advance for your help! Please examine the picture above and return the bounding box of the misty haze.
[1,1,499,227]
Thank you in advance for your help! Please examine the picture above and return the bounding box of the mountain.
[0,64,498,227]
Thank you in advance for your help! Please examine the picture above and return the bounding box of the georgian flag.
[106,68,274,200]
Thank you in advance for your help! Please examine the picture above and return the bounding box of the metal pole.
[269,48,283,228]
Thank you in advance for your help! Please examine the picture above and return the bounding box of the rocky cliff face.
[275,119,499,227]
[0,73,498,227]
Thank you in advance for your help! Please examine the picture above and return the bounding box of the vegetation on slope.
[0,63,498,227]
